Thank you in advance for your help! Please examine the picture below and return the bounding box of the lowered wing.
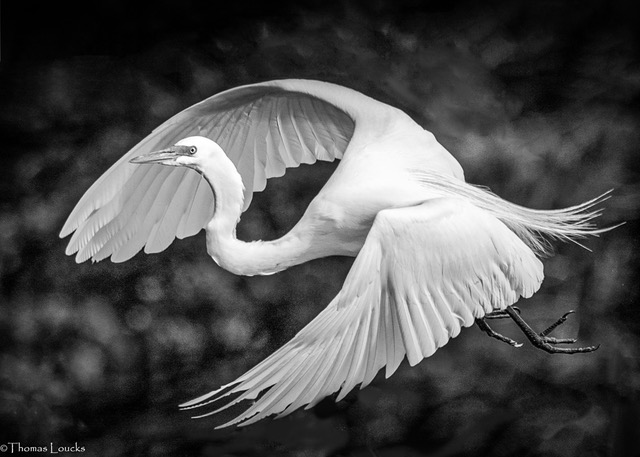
[180,197,544,427]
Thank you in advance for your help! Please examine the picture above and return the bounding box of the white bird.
[60,79,609,427]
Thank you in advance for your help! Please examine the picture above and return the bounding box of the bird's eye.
[189,147,197,154]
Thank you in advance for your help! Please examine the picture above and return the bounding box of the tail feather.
[414,171,617,257]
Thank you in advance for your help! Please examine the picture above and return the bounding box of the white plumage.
[60,79,607,427]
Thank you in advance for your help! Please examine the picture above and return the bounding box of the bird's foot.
[503,306,599,354]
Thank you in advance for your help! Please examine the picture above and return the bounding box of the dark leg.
[504,306,599,354]
[484,306,521,319]
[476,317,523,348]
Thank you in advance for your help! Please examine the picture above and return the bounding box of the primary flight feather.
[61,79,608,426]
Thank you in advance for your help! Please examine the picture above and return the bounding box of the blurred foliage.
[1,0,639,456]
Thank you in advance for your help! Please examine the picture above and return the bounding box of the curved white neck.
[200,158,314,277]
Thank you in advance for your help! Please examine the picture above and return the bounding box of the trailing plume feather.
[414,170,615,256]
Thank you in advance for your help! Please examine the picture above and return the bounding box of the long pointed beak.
[130,147,180,165]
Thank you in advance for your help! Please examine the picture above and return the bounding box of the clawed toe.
[540,310,575,337]
[531,339,599,354]
[476,317,523,347]
[542,336,577,345]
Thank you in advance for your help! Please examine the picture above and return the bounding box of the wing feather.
[336,309,371,401]
[181,198,544,426]
[145,168,194,253]
[82,166,160,261]
[82,165,172,262]
[361,288,384,389]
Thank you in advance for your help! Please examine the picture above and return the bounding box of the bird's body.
[204,124,463,276]
[61,79,608,427]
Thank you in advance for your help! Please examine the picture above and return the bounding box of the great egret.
[61,79,609,427]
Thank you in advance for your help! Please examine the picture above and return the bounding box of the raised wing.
[60,79,394,263]
[179,198,544,427]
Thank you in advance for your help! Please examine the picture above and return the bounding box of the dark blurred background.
[1,0,639,456]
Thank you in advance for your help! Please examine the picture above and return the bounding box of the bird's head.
[130,136,225,173]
